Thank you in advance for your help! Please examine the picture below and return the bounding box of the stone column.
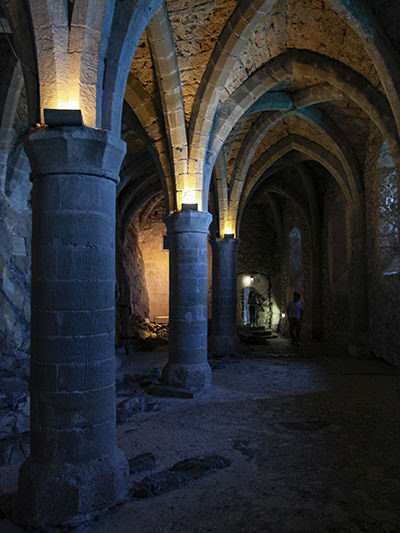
[17,127,129,527]
[162,208,212,390]
[209,237,240,355]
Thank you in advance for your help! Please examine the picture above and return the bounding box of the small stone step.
[145,383,196,399]
[130,455,231,498]
[129,452,156,475]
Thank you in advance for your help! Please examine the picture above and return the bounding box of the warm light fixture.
[43,108,83,127]
[180,187,198,211]
[250,275,254,282]
[242,275,251,287]
[57,99,80,110]
[181,202,198,211]
[223,225,234,239]
[281,313,286,318]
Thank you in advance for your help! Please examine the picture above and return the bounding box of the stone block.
[131,455,231,498]
[128,452,156,475]
[146,383,195,398]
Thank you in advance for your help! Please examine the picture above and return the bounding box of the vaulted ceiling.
[120,0,400,236]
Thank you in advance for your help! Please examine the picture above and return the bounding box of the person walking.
[287,292,304,346]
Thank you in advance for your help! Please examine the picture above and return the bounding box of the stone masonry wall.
[364,127,400,367]
[121,203,213,327]
[280,200,312,340]
[320,181,350,349]
[122,216,150,321]
[238,198,283,330]
[137,209,169,321]
[0,88,31,375]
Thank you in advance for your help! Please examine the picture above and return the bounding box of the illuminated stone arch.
[190,0,400,196]
[237,135,353,235]
[123,83,173,212]
[228,106,362,235]
[208,51,398,177]
[1,0,163,130]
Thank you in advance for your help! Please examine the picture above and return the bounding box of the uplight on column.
[43,108,83,127]
[180,187,200,211]
[223,225,235,239]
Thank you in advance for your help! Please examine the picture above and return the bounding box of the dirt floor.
[1,337,400,532]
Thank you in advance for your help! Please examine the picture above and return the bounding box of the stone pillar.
[17,127,129,527]
[209,237,240,355]
[162,208,212,390]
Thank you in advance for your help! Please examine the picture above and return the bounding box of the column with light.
[162,188,212,390]
[17,109,129,527]
[209,225,240,355]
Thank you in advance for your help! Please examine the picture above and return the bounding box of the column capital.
[24,126,126,184]
[164,209,212,234]
[210,236,241,252]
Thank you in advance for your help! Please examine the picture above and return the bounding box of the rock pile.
[116,368,166,424]
[0,373,29,466]
[129,314,168,350]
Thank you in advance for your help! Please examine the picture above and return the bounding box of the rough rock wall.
[137,210,169,321]
[122,218,150,321]
[0,89,31,372]
[364,127,400,366]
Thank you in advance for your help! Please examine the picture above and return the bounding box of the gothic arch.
[229,106,362,231]
[207,50,399,199]
[237,135,353,231]
[192,0,400,196]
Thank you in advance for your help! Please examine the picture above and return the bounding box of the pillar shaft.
[209,238,240,355]
[18,127,129,527]
[163,209,212,389]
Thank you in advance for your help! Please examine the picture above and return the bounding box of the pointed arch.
[147,3,188,211]
[188,0,275,177]
[188,0,400,203]
[102,0,163,133]
[209,51,399,188]
[124,75,173,211]
[229,104,363,233]
[237,135,354,229]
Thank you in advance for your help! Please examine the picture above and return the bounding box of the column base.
[209,335,240,357]
[162,362,212,390]
[17,448,129,528]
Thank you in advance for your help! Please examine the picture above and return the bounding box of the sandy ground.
[1,338,400,532]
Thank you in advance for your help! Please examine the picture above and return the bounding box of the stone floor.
[1,337,399,532]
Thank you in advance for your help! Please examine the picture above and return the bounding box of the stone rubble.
[130,455,231,499]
